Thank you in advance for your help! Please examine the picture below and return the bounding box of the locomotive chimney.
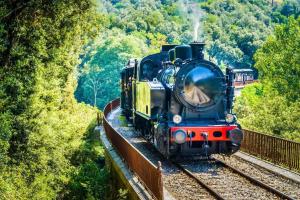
[189,42,205,60]
[168,49,175,62]
[161,44,178,52]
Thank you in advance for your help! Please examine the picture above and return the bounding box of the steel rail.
[173,162,225,200]
[136,133,225,200]
[140,131,295,200]
[232,153,300,185]
[215,159,296,200]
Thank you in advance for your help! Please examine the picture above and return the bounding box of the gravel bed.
[214,154,300,199]
[181,160,280,200]
[163,166,215,200]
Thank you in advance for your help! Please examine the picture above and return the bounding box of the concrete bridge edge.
[96,126,154,200]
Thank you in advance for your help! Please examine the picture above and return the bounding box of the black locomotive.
[121,42,243,157]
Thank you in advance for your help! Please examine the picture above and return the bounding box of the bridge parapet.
[102,99,163,200]
[241,129,300,172]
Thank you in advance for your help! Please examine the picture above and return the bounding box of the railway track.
[106,107,299,200]
[124,130,297,200]
[215,154,300,198]
[216,159,295,200]
[175,158,296,200]
[173,161,224,200]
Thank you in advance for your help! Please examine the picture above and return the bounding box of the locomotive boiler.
[120,42,243,158]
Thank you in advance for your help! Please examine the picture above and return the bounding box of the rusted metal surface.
[241,129,300,172]
[103,99,163,200]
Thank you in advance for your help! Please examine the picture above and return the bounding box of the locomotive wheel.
[154,123,168,157]
[132,113,137,127]
[133,113,141,131]
[145,123,153,140]
[157,135,166,156]
[230,143,240,154]
[141,127,146,136]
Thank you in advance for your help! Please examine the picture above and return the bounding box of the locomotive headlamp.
[225,114,235,123]
[174,129,187,144]
[173,114,182,124]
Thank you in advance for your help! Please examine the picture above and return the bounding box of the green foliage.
[272,0,300,23]
[280,0,300,18]
[77,0,295,110]
[254,17,300,101]
[76,29,147,108]
[76,0,192,109]
[78,0,300,111]
[235,17,300,141]
[0,0,110,199]
[65,122,109,199]
[201,0,273,68]
[117,189,128,200]
[235,83,300,142]
[0,112,12,162]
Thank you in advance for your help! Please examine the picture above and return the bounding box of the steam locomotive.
[120,43,243,157]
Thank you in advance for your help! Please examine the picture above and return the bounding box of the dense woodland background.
[0,0,299,199]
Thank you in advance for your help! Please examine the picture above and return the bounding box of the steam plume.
[179,0,204,41]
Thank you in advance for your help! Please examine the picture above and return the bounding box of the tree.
[75,29,147,109]
[82,65,104,107]
[201,0,273,68]
[235,17,300,141]
[280,0,300,17]
[254,17,300,101]
[0,0,109,199]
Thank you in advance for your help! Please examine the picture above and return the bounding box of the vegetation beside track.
[0,1,110,199]
[235,17,300,142]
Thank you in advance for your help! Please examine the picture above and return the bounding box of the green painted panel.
[136,82,151,117]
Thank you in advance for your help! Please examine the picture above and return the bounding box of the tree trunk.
[94,87,97,107]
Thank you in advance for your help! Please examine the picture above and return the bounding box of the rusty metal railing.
[241,129,300,172]
[103,99,163,200]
